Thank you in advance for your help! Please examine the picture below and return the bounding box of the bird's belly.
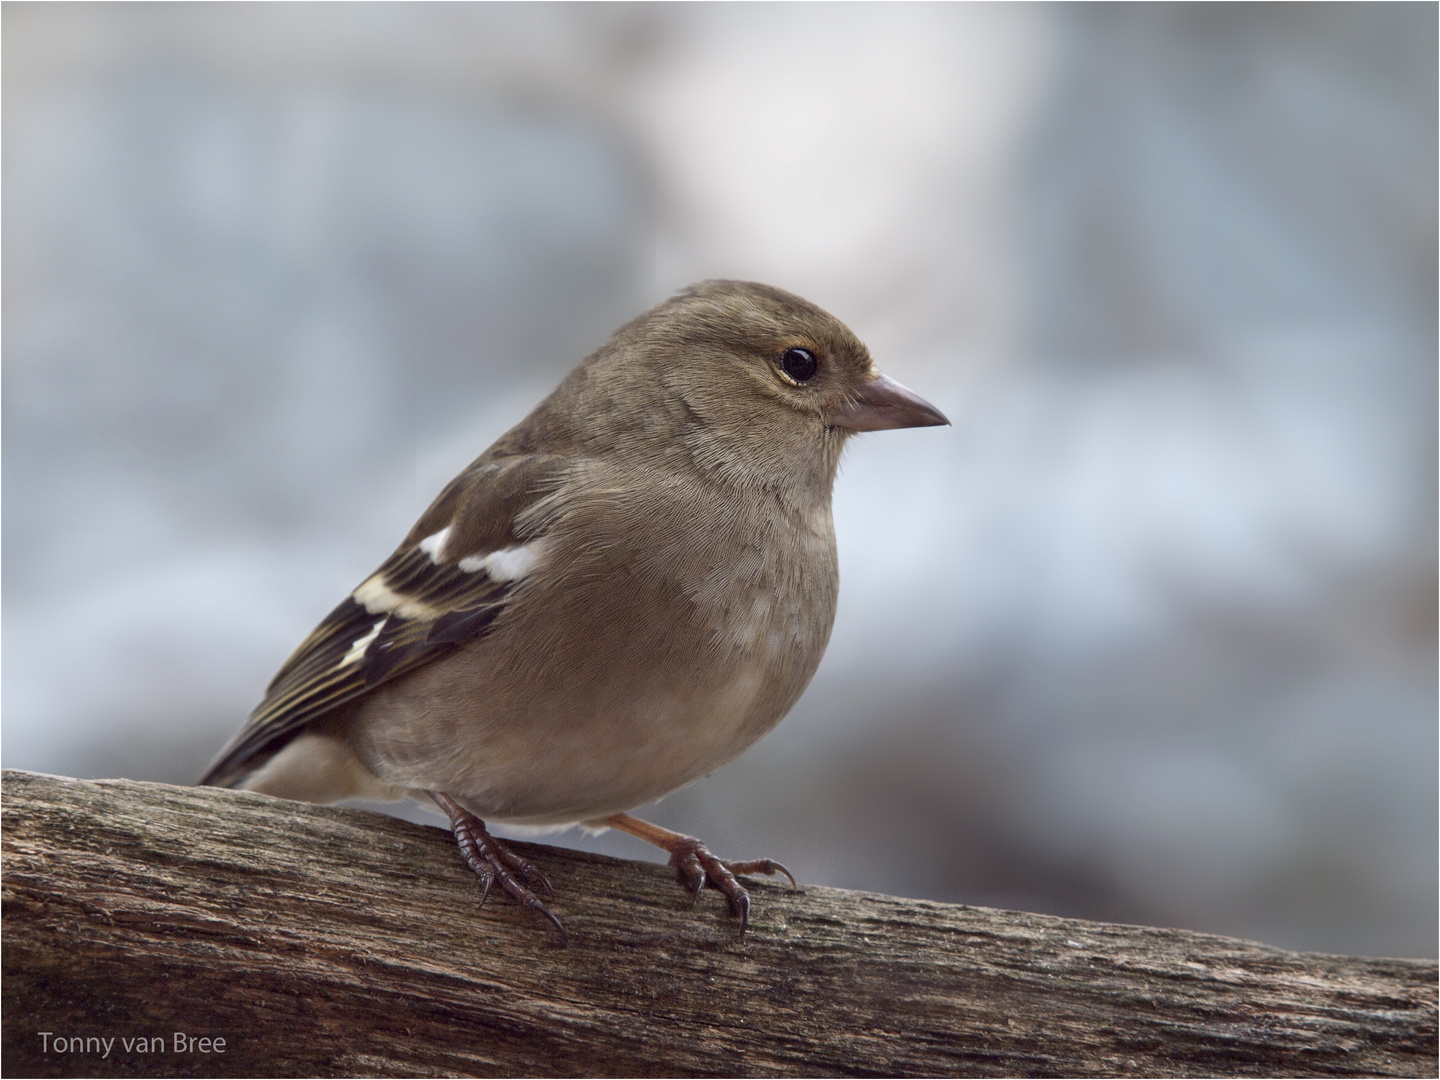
[349,507,837,825]
[492,660,779,826]
[351,635,811,827]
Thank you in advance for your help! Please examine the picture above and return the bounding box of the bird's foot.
[604,812,795,938]
[431,791,567,946]
[668,836,796,936]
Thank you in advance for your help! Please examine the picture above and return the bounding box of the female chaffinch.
[202,280,947,943]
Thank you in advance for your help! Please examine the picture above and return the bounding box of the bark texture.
[3,769,1435,1078]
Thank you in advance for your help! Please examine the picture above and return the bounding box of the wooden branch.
[2,769,1434,1078]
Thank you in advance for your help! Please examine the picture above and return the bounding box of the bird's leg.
[431,791,567,946]
[605,812,796,937]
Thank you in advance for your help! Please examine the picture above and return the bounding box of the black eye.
[780,347,818,383]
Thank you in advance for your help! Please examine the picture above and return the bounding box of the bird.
[200,280,948,944]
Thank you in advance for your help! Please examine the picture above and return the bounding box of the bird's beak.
[828,371,950,432]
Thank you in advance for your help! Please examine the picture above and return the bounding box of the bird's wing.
[199,452,564,788]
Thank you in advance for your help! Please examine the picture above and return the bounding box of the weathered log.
[2,769,1434,1078]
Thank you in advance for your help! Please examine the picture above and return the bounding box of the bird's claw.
[723,856,798,891]
[673,845,708,903]
[667,837,792,937]
[437,794,567,946]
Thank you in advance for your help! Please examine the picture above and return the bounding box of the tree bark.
[2,769,1434,1078]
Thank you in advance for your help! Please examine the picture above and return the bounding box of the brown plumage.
[201,280,947,942]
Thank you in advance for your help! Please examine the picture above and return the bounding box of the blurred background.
[4,3,1434,958]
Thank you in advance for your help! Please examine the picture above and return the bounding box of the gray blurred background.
[4,3,1434,959]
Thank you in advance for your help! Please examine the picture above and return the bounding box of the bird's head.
[569,280,949,505]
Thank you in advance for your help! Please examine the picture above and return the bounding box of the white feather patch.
[353,575,442,620]
[340,619,386,667]
[456,542,543,583]
[417,527,451,563]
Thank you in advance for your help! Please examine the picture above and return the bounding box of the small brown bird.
[201,281,947,942]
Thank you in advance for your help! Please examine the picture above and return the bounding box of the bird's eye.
[780,347,818,383]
